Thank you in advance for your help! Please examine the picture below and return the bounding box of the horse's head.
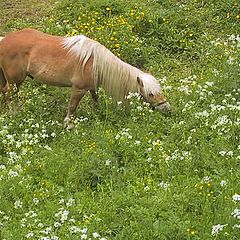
[137,73,171,114]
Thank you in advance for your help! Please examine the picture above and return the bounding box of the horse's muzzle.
[155,101,171,115]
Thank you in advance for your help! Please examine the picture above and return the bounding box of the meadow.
[0,0,239,239]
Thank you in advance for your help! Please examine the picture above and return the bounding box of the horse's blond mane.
[63,35,160,100]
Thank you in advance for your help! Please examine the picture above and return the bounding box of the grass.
[0,0,55,34]
[0,0,240,239]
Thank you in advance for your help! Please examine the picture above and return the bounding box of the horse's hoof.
[64,117,74,130]
[66,123,74,130]
[9,110,21,116]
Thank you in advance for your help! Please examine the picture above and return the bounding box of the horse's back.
[0,29,63,66]
[1,29,52,49]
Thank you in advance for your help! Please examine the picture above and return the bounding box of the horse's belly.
[30,64,73,87]
[35,72,72,87]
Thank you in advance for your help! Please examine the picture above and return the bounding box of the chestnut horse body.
[0,29,170,128]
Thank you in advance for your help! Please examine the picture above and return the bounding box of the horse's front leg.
[90,90,99,107]
[64,87,86,130]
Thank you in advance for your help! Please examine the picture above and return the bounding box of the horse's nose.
[156,101,171,115]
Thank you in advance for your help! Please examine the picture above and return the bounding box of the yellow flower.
[115,43,120,48]
[191,230,196,235]
[237,15,240,19]
[106,7,111,11]
[187,228,196,235]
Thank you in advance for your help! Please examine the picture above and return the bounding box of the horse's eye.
[149,93,154,97]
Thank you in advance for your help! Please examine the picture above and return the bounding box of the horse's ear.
[137,77,144,88]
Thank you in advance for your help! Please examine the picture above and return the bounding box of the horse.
[0,28,171,129]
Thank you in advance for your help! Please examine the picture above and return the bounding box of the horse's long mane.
[63,35,140,100]
[63,35,161,100]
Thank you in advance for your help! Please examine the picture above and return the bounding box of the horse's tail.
[0,68,6,94]
[0,37,7,94]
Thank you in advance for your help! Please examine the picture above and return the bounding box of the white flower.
[8,170,19,177]
[211,224,226,235]
[220,180,227,187]
[44,145,52,151]
[69,218,75,223]
[69,226,81,234]
[158,181,170,190]
[51,132,56,137]
[203,176,212,183]
[0,165,6,170]
[14,200,23,209]
[54,222,61,228]
[81,228,88,234]
[226,151,233,157]
[147,157,152,162]
[81,234,88,240]
[231,208,240,219]
[232,194,240,201]
[66,198,75,207]
[105,159,111,166]
[38,223,44,228]
[55,208,69,222]
[9,151,17,159]
[93,232,100,238]
[26,232,34,238]
[144,186,150,191]
[134,140,141,145]
[51,236,59,240]
[40,227,52,235]
[25,210,37,218]
[227,57,234,65]
[33,198,39,205]
[219,151,226,156]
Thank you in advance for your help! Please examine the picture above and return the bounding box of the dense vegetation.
[0,0,239,239]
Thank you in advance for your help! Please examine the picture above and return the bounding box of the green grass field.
[0,0,239,239]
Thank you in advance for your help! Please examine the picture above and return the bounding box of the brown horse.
[0,29,170,128]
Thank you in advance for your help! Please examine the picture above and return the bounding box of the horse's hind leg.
[64,87,86,130]
[3,68,26,114]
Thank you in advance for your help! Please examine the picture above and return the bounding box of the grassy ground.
[0,0,54,34]
[0,0,239,240]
